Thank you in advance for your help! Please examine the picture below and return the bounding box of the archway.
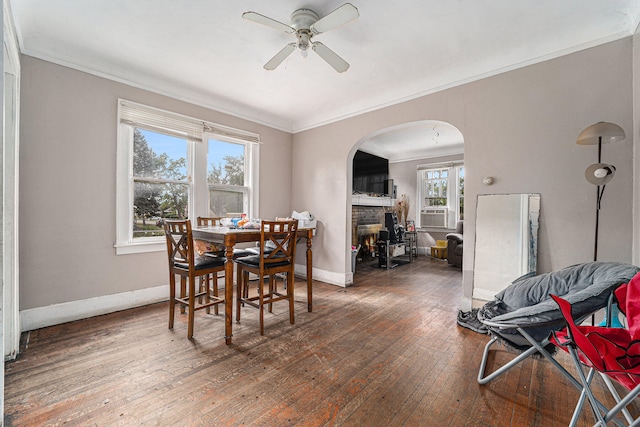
[346,120,464,283]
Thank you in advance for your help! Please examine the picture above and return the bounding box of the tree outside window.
[132,129,188,238]
[207,138,247,217]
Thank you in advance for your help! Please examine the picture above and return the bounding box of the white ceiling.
[359,120,464,162]
[9,1,640,159]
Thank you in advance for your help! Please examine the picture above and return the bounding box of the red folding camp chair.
[551,271,640,426]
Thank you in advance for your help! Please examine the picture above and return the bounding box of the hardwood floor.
[4,257,636,426]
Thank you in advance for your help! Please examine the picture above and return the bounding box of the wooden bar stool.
[235,220,299,335]
[163,219,226,339]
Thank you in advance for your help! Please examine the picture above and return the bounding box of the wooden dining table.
[192,226,315,344]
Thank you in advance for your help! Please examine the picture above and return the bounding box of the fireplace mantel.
[352,194,394,207]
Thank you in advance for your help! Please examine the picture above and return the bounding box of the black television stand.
[377,240,408,269]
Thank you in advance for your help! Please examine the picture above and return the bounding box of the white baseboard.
[20,285,168,332]
[472,288,497,302]
[21,267,347,332]
[294,263,348,288]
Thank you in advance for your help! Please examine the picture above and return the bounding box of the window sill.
[114,241,165,255]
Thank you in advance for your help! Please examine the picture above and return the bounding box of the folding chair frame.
[478,322,582,388]
[550,292,640,426]
[478,296,626,426]
[564,345,640,427]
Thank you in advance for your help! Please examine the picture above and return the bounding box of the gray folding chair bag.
[477,261,640,385]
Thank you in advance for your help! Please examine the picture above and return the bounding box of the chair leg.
[600,382,640,426]
[518,327,585,391]
[187,276,196,339]
[259,275,265,336]
[203,274,210,314]
[239,263,249,300]
[477,337,540,384]
[244,271,251,299]
[288,272,295,325]
[236,267,243,322]
[268,276,275,313]
[180,276,187,314]
[168,273,176,330]
[598,372,635,425]
[567,347,607,426]
[212,272,219,316]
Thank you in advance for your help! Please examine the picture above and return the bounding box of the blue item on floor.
[597,303,624,328]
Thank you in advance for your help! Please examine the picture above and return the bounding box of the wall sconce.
[482,177,494,185]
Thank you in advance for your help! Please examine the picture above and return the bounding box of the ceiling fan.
[242,3,359,73]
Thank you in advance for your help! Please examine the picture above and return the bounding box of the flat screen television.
[353,150,390,195]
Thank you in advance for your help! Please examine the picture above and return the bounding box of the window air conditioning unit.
[421,209,448,228]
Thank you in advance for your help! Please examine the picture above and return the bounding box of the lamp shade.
[576,122,626,145]
[585,163,616,186]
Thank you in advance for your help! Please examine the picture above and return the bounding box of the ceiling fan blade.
[242,11,294,34]
[312,42,349,73]
[310,3,359,34]
[264,43,297,70]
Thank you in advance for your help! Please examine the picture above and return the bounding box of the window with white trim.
[207,138,249,217]
[116,100,260,254]
[418,163,464,229]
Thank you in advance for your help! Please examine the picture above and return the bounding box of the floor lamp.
[576,121,625,327]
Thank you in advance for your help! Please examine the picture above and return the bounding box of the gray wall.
[19,37,636,316]
[19,56,293,310]
[291,38,634,304]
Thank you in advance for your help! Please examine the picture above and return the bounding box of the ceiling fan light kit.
[242,3,359,73]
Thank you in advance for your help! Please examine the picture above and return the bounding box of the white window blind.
[417,161,463,170]
[204,123,261,144]
[118,99,261,144]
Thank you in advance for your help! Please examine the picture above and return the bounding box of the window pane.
[208,139,245,185]
[133,181,189,237]
[422,168,450,208]
[425,197,447,207]
[209,189,244,217]
[134,129,187,180]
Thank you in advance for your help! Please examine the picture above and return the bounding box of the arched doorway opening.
[347,120,464,282]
